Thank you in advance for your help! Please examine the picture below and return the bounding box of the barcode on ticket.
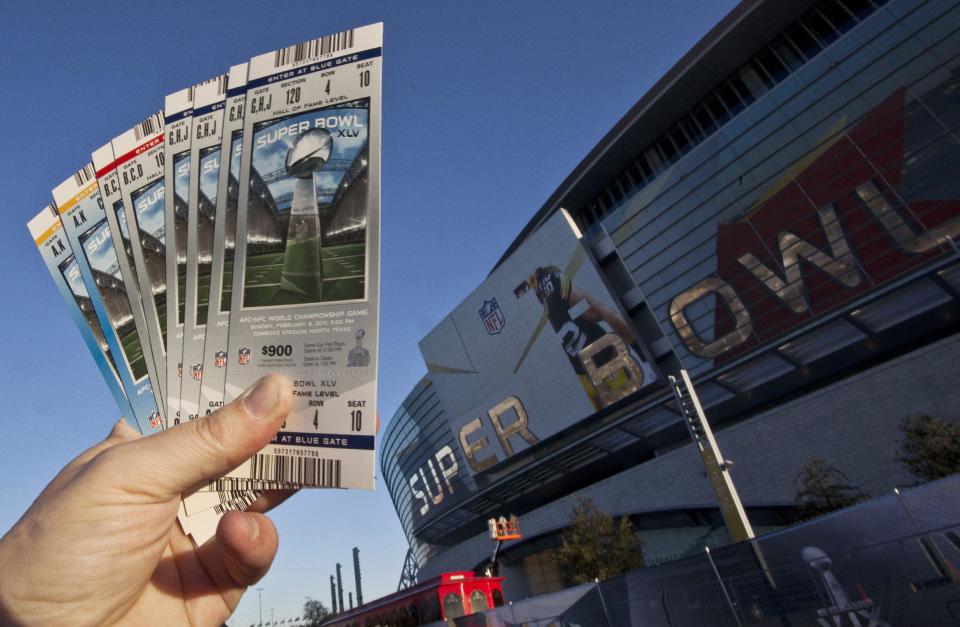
[273,30,355,67]
[213,491,258,515]
[218,491,248,504]
[212,455,343,490]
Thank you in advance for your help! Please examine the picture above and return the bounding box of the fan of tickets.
[27,24,382,543]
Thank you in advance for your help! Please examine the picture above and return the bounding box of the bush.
[794,457,866,519]
[897,414,960,482]
[555,498,643,586]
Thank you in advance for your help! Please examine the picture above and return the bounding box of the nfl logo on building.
[238,347,251,365]
[479,298,506,335]
[215,351,227,368]
[149,412,162,429]
[177,362,183,378]
[192,364,202,381]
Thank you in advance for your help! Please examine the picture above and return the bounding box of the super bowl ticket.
[52,166,164,435]
[164,85,195,426]
[93,141,166,419]
[28,205,134,423]
[181,74,228,423]
[201,63,247,424]
[110,113,170,425]
[215,24,383,490]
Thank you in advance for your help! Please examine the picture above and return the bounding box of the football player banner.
[420,210,659,475]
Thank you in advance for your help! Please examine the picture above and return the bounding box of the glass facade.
[574,0,891,234]
[383,0,960,580]
[597,0,960,375]
[382,378,477,565]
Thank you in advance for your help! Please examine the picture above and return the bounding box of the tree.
[897,414,960,482]
[302,598,330,627]
[554,498,644,586]
[794,457,866,519]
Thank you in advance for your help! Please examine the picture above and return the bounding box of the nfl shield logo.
[479,298,506,335]
[215,351,227,368]
[149,412,162,429]
[238,347,251,365]
[177,362,183,378]
[192,364,202,381]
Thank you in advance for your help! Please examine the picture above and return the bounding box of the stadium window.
[636,155,654,181]
[618,170,635,194]
[608,180,625,204]
[523,550,565,596]
[693,103,718,136]
[669,125,691,155]
[716,81,745,116]
[747,59,775,90]
[770,35,805,71]
[680,115,704,143]
[658,135,679,164]
[818,2,855,35]
[802,12,839,47]
[734,65,766,101]
[597,190,612,213]
[627,160,646,187]
[645,145,665,176]
[704,93,731,127]
[726,74,756,107]
[492,589,504,607]
[756,47,789,83]
[785,22,823,60]
[841,0,878,21]
[589,205,602,225]
[575,206,591,229]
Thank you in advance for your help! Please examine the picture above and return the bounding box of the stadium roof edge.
[489,0,817,274]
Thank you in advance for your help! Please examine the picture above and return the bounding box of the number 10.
[350,409,362,432]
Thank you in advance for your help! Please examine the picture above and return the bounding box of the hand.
[0,374,294,626]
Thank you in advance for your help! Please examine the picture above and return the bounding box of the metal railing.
[431,474,960,626]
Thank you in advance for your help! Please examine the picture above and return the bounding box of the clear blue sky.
[0,1,735,623]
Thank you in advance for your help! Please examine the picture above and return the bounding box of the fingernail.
[244,377,278,420]
[246,513,260,540]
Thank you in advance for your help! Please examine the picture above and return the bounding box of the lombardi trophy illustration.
[280,127,333,301]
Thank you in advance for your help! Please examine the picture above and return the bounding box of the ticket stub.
[201,63,247,421]
[28,205,134,423]
[110,113,170,423]
[217,25,383,490]
[164,87,195,426]
[181,74,228,422]
[52,166,163,434]
[93,141,166,418]
[89,144,245,515]
[179,73,262,515]
[178,491,258,544]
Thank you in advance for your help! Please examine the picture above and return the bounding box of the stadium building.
[382,0,960,600]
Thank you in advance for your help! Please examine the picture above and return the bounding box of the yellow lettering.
[669,277,752,358]
[488,396,538,457]
[459,417,497,472]
[579,335,644,406]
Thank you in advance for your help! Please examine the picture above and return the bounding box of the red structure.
[322,572,505,627]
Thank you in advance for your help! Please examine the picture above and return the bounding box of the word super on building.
[382,0,960,600]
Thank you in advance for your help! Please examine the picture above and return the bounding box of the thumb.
[107,374,292,499]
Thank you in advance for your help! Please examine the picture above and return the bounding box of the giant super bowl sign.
[665,88,960,362]
[419,211,658,476]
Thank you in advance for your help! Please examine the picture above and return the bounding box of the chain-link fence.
[431,474,960,626]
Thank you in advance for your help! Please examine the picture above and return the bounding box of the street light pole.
[257,587,264,625]
[669,369,776,588]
